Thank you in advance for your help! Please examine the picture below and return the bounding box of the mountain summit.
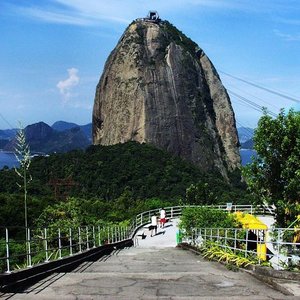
[92,16,240,178]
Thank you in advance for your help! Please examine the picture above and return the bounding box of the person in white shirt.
[150,215,158,236]
[160,208,166,228]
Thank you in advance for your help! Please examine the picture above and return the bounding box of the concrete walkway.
[3,219,298,299]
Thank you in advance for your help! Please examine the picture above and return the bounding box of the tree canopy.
[0,141,248,227]
[243,109,300,227]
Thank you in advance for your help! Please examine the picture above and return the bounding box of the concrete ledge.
[254,265,300,281]
[177,243,299,296]
[0,239,133,293]
[247,271,294,296]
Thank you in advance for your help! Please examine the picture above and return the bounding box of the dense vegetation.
[179,207,239,235]
[0,142,249,228]
[162,21,198,56]
[243,109,300,227]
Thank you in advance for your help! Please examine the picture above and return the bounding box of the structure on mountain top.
[92,16,241,179]
[146,11,160,22]
[136,11,161,24]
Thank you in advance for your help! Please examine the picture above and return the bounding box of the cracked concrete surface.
[2,220,298,299]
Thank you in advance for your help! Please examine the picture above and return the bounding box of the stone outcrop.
[93,19,240,178]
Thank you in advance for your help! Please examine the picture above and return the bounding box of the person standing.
[150,215,158,237]
[160,208,166,228]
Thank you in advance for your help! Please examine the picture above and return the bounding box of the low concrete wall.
[0,239,133,292]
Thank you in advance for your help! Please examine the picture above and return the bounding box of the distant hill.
[237,127,254,144]
[52,121,92,142]
[79,123,92,142]
[237,127,255,149]
[240,138,254,150]
[0,129,17,140]
[51,121,79,131]
[4,121,91,153]
[0,141,244,202]
[0,139,9,149]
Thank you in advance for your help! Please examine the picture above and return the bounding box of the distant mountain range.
[0,122,254,153]
[0,121,92,154]
[237,127,254,149]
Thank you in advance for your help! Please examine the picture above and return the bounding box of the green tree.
[185,183,216,204]
[243,109,300,227]
[179,207,239,236]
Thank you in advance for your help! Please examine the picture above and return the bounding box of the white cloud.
[273,29,300,41]
[19,7,94,26]
[9,0,284,27]
[57,68,80,101]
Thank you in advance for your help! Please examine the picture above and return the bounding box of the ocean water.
[240,149,257,165]
[0,152,19,169]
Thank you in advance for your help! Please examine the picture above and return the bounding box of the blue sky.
[0,0,299,130]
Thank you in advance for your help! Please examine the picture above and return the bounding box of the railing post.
[98,226,101,246]
[69,228,73,256]
[58,228,62,259]
[44,228,48,261]
[78,227,82,253]
[86,226,90,250]
[93,226,96,248]
[234,229,237,253]
[27,228,32,267]
[245,229,248,257]
[277,229,281,269]
[257,230,261,265]
[5,228,10,274]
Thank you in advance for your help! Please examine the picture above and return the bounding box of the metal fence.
[133,204,275,228]
[0,225,131,274]
[0,204,275,274]
[187,227,300,270]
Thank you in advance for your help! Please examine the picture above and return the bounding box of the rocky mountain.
[52,121,92,142]
[52,121,79,131]
[93,18,240,178]
[240,138,254,150]
[4,122,90,153]
[237,127,254,144]
[237,127,254,149]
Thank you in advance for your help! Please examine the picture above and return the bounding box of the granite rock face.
[93,20,240,178]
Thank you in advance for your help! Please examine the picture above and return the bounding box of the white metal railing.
[0,225,131,274]
[0,204,275,274]
[187,227,300,270]
[133,204,275,228]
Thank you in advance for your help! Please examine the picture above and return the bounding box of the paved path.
[3,219,298,299]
